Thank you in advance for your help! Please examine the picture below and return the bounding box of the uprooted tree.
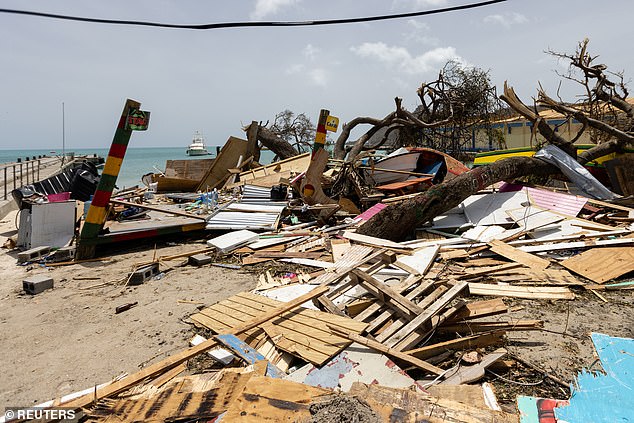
[358,39,634,240]
[242,40,632,241]
[243,61,503,163]
[242,110,316,162]
[331,60,504,161]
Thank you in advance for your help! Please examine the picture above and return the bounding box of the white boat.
[186,131,209,156]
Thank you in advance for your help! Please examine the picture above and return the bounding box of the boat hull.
[186,149,209,156]
[473,144,634,167]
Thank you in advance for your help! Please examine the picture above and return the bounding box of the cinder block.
[128,263,160,285]
[188,254,212,266]
[23,274,54,294]
[47,246,76,263]
[17,246,51,264]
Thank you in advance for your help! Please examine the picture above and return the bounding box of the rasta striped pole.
[313,109,329,152]
[76,99,140,259]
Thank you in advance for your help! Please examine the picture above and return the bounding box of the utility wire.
[0,0,507,30]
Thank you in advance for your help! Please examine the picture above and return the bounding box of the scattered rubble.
[2,116,634,422]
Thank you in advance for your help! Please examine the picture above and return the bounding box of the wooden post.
[76,99,141,259]
[246,120,260,163]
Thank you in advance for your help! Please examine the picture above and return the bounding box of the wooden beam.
[385,281,468,351]
[456,263,525,279]
[350,269,424,317]
[489,239,550,270]
[356,275,430,329]
[438,319,543,334]
[467,283,575,300]
[328,326,444,376]
[404,331,506,360]
[110,199,208,221]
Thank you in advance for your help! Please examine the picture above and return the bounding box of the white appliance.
[17,201,76,249]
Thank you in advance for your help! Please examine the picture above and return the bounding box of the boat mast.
[61,102,65,166]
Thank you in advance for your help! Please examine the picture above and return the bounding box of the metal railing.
[1,158,42,200]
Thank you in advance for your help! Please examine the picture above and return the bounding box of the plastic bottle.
[211,188,218,209]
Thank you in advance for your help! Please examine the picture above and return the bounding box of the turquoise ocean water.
[0,147,275,189]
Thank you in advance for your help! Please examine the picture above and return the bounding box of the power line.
[0,0,507,30]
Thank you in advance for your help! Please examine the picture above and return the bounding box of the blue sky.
[1,0,633,149]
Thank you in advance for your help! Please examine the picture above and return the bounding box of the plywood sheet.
[393,245,439,275]
[197,136,248,190]
[561,246,634,283]
[221,375,331,422]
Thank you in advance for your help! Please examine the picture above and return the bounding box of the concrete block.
[17,246,51,264]
[128,263,160,286]
[47,246,76,263]
[188,254,212,266]
[23,274,54,295]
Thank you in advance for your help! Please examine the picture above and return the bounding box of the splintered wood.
[68,182,634,421]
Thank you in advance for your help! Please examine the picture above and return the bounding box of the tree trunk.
[356,156,558,241]
[244,123,299,160]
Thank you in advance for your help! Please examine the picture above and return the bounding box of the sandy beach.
[0,209,256,406]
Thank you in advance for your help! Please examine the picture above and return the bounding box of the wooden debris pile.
[27,182,634,422]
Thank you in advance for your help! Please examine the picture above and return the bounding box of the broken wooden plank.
[384,281,469,351]
[342,230,410,251]
[350,269,424,318]
[491,268,584,286]
[456,262,525,279]
[109,199,208,220]
[251,251,323,259]
[215,334,285,378]
[517,237,634,253]
[438,320,543,334]
[366,280,440,337]
[60,285,330,409]
[355,275,431,325]
[489,239,550,270]
[222,374,331,421]
[404,330,506,360]
[440,348,507,385]
[446,298,508,322]
[467,283,575,300]
[349,383,518,423]
[327,326,444,376]
[330,238,351,261]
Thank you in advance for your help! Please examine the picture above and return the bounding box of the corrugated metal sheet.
[526,187,587,217]
[206,199,285,231]
[241,184,289,206]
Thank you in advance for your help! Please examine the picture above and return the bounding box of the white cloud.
[251,0,301,20]
[309,68,328,87]
[351,42,463,75]
[483,12,529,29]
[285,62,328,87]
[303,44,320,61]
[285,63,305,75]
[404,19,439,46]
